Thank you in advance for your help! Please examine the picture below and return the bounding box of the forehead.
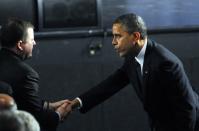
[27,27,34,34]
[26,28,34,37]
[113,23,123,31]
[112,23,128,35]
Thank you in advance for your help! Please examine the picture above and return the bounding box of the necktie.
[135,60,143,86]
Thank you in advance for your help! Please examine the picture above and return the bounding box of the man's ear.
[16,40,23,51]
[133,32,141,41]
[129,32,140,45]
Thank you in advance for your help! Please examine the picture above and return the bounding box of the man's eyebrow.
[113,33,121,36]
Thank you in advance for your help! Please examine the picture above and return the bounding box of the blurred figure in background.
[0,93,17,111]
[0,81,13,95]
[0,111,25,131]
[16,110,40,131]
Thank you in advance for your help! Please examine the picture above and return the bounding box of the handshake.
[47,98,80,121]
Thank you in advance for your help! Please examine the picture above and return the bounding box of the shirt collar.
[135,39,147,68]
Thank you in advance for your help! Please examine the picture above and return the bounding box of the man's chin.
[120,51,136,58]
[23,54,32,60]
[118,52,125,58]
[27,55,32,59]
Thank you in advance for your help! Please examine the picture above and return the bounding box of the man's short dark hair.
[113,13,147,39]
[0,18,33,48]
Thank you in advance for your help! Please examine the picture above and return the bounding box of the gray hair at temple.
[0,111,25,131]
[113,13,147,39]
[15,110,40,131]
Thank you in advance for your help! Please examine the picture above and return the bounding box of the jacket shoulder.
[148,40,181,64]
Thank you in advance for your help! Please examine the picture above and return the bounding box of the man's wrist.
[43,101,49,110]
[72,98,82,110]
[55,111,61,121]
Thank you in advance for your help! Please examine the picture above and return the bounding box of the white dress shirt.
[134,40,147,75]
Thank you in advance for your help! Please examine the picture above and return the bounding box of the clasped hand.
[49,99,80,121]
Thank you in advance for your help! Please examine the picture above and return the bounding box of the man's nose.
[33,40,36,45]
[112,38,116,46]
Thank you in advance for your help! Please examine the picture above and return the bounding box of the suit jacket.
[79,39,198,131]
[0,48,59,131]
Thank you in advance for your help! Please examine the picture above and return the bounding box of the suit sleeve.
[16,68,59,131]
[160,60,196,131]
[79,67,129,113]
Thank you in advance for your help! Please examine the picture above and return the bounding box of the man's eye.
[116,35,121,39]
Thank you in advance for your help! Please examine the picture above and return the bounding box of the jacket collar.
[0,48,23,61]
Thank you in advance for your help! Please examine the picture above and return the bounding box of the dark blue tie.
[135,60,143,86]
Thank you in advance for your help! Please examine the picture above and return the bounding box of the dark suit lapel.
[142,40,153,101]
[125,55,145,102]
[125,40,154,103]
[132,61,145,102]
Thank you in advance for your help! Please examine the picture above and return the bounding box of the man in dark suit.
[67,13,199,131]
[0,18,71,131]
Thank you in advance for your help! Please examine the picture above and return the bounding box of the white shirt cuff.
[76,97,83,109]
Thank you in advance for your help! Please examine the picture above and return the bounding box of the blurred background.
[0,0,199,131]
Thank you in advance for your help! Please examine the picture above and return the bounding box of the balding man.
[0,93,17,111]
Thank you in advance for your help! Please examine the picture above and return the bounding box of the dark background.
[1,0,199,131]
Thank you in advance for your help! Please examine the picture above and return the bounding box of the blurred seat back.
[0,81,13,95]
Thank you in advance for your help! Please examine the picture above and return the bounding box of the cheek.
[118,38,128,47]
[25,45,33,52]
[122,39,133,49]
